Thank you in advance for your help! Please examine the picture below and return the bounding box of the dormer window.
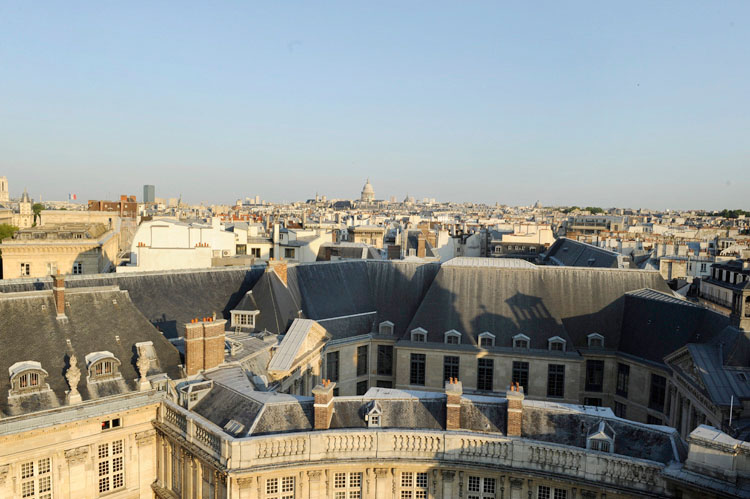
[478,332,495,347]
[587,333,605,349]
[379,321,394,335]
[513,334,530,349]
[365,401,383,428]
[9,361,49,395]
[548,336,566,352]
[444,330,461,345]
[230,309,259,328]
[586,420,615,454]
[85,352,121,382]
[411,328,427,343]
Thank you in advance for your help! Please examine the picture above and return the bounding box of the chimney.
[53,272,66,319]
[184,318,227,375]
[312,380,336,430]
[445,378,463,430]
[506,383,524,437]
[268,260,288,286]
[417,233,426,258]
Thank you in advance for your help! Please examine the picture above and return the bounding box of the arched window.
[548,336,566,352]
[9,361,48,395]
[411,328,428,343]
[85,352,122,382]
[513,333,530,349]
[444,330,461,345]
[478,332,495,347]
[379,321,394,335]
[587,333,605,349]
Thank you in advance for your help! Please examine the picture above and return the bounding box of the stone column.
[135,430,157,498]
[308,470,323,499]
[64,445,89,499]
[375,468,390,499]
[238,476,255,499]
[441,470,455,499]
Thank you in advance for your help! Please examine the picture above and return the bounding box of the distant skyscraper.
[143,184,155,203]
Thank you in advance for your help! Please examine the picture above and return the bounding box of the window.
[21,263,31,276]
[584,397,602,407]
[326,352,339,382]
[548,336,566,352]
[334,472,362,499]
[101,418,122,431]
[236,244,247,255]
[444,330,461,344]
[649,374,667,412]
[377,346,393,376]
[616,363,630,398]
[443,356,459,382]
[379,321,394,335]
[537,487,567,499]
[251,248,261,258]
[357,345,368,376]
[467,476,495,499]
[587,333,604,348]
[400,472,428,499]
[411,328,427,342]
[376,380,393,388]
[479,332,495,347]
[98,440,125,494]
[356,380,368,395]
[72,261,83,274]
[46,262,57,275]
[513,334,530,349]
[410,354,426,386]
[201,463,217,499]
[547,364,565,398]
[647,415,663,425]
[590,439,611,452]
[233,312,255,327]
[266,476,295,499]
[477,358,494,391]
[614,401,627,419]
[284,248,295,259]
[512,361,529,395]
[20,457,52,499]
[585,360,604,392]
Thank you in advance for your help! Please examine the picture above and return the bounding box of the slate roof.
[542,238,623,268]
[0,286,182,417]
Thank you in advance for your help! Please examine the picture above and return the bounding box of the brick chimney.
[445,378,462,430]
[52,272,66,319]
[312,380,336,430]
[506,383,524,437]
[268,259,288,286]
[184,318,227,375]
[417,233,426,258]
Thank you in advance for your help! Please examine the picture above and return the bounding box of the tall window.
[616,363,630,398]
[201,464,216,499]
[410,354,426,386]
[326,352,339,382]
[98,439,125,494]
[614,401,627,419]
[20,457,52,499]
[356,380,368,395]
[443,356,459,382]
[477,358,494,391]
[72,261,83,275]
[649,374,667,412]
[512,361,529,395]
[357,345,368,376]
[400,472,428,499]
[266,476,295,499]
[20,263,31,276]
[537,486,567,499]
[334,472,362,499]
[284,248,295,259]
[467,476,495,499]
[585,360,604,392]
[377,346,393,376]
[547,364,565,398]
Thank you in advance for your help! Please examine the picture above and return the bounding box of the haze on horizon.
[0,1,748,211]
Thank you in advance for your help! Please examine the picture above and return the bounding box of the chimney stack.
[184,318,227,375]
[445,378,463,430]
[268,259,288,286]
[506,383,524,437]
[312,380,336,430]
[53,272,66,319]
[417,233,426,258]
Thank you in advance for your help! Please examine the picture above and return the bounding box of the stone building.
[0,223,118,278]
[360,179,375,203]
[0,260,748,498]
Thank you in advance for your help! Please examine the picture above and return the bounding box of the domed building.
[360,179,375,203]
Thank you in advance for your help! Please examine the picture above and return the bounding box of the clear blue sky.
[1,2,748,209]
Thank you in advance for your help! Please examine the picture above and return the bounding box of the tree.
[32,203,44,226]
[0,223,19,242]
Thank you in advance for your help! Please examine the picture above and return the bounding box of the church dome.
[360,179,375,202]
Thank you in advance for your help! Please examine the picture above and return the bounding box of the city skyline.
[1,2,749,209]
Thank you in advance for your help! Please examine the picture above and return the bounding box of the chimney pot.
[312,381,336,430]
[506,385,525,437]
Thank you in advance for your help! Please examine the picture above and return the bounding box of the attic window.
[8,361,49,395]
[365,401,382,428]
[411,328,427,343]
[586,420,615,454]
[379,321,394,335]
[587,333,604,349]
[231,309,259,328]
[85,351,122,382]
[444,330,461,345]
[513,334,530,349]
[548,336,566,352]
[479,332,495,347]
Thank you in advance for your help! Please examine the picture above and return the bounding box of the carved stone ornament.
[65,445,89,465]
[135,429,156,447]
[0,465,9,484]
[441,470,455,482]
[137,351,150,380]
[237,476,255,488]
[307,470,323,480]
[374,468,390,478]
[66,356,81,398]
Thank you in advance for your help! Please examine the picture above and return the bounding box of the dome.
[360,179,375,202]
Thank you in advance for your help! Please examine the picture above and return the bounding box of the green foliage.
[700,209,750,218]
[584,206,604,214]
[0,223,19,242]
[562,206,580,214]
[32,203,44,226]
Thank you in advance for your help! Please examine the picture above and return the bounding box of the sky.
[1,2,748,210]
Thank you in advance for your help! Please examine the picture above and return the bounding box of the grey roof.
[542,238,622,268]
[0,286,182,417]
[267,319,318,372]
[443,257,537,269]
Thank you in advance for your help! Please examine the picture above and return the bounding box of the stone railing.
[157,401,666,495]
